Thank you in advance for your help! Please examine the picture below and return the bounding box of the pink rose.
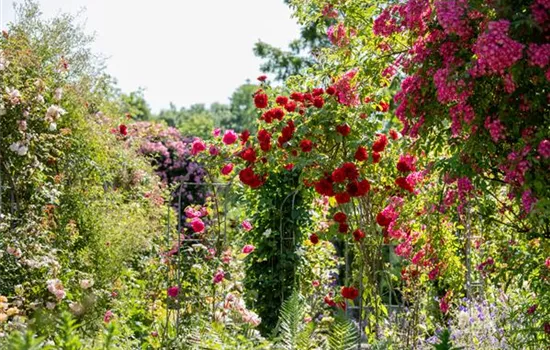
[191,138,206,155]
[241,220,253,232]
[242,244,255,254]
[190,218,205,233]
[213,270,225,284]
[222,130,238,145]
[167,286,179,298]
[221,163,234,175]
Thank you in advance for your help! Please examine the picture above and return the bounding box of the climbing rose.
[241,220,253,231]
[355,146,368,161]
[191,139,206,155]
[242,245,255,254]
[313,96,325,108]
[276,96,289,105]
[372,152,381,163]
[336,124,351,137]
[372,134,388,152]
[190,218,205,233]
[300,139,314,153]
[221,163,234,175]
[257,75,267,82]
[284,100,297,112]
[352,229,365,241]
[333,212,347,223]
[212,128,221,137]
[332,168,347,183]
[222,130,238,145]
[310,233,319,245]
[240,130,251,143]
[240,148,257,163]
[167,286,179,298]
[396,154,417,172]
[341,286,359,300]
[119,124,128,136]
[314,178,334,196]
[254,93,268,108]
[341,162,359,180]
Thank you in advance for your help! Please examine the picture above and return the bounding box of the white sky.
[0,0,301,112]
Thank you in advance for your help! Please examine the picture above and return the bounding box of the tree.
[120,89,152,120]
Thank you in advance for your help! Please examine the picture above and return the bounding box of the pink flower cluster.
[531,0,550,29]
[521,189,537,214]
[403,0,432,34]
[527,43,550,68]
[333,69,360,106]
[471,20,524,76]
[327,23,355,47]
[538,139,550,158]
[435,0,470,37]
[500,147,531,185]
[373,6,404,37]
[484,116,506,142]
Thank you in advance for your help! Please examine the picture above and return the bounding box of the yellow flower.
[6,307,19,316]
[0,296,7,303]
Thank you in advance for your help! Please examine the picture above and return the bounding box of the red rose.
[240,129,251,143]
[276,96,289,106]
[314,178,334,196]
[372,152,381,163]
[331,168,347,183]
[333,212,347,223]
[395,177,414,192]
[335,192,351,204]
[119,124,128,136]
[240,147,257,163]
[324,295,336,307]
[284,163,295,171]
[354,146,368,161]
[358,179,371,195]
[284,101,297,112]
[341,162,359,180]
[300,139,314,153]
[326,86,336,95]
[352,229,365,241]
[389,129,400,140]
[257,129,272,152]
[376,212,392,227]
[338,223,349,233]
[254,93,268,109]
[313,96,325,108]
[312,88,324,96]
[372,134,388,152]
[272,108,285,121]
[310,233,319,244]
[290,92,304,102]
[336,124,351,137]
[257,75,267,82]
[341,286,359,300]
[396,154,417,173]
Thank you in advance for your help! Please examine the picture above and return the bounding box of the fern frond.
[328,313,359,350]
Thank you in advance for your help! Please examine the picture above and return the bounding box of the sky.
[0,0,301,112]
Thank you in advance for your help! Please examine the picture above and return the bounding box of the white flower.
[6,88,21,105]
[79,279,93,289]
[46,279,66,300]
[54,88,63,101]
[49,123,57,131]
[45,105,66,121]
[18,120,27,132]
[36,95,45,104]
[9,142,28,156]
[262,228,272,237]
[69,302,84,315]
